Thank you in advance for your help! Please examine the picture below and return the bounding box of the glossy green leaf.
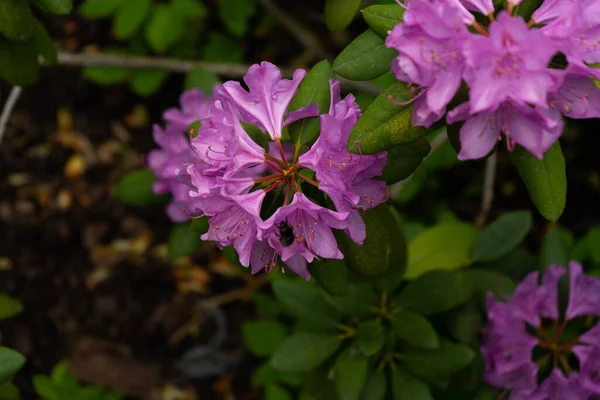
[189,217,209,234]
[203,32,243,62]
[32,0,73,14]
[271,332,342,373]
[265,384,292,400]
[406,222,478,279]
[288,60,335,145]
[341,205,407,278]
[357,319,385,356]
[0,37,39,85]
[448,299,482,344]
[325,0,361,31]
[358,370,386,400]
[0,348,25,383]
[323,284,372,317]
[348,83,429,154]
[251,363,302,387]
[79,0,123,17]
[0,294,22,320]
[82,67,130,85]
[333,29,396,81]
[168,222,200,260]
[243,320,287,357]
[540,229,570,269]
[395,270,475,315]
[464,268,516,298]
[272,281,341,329]
[32,376,56,399]
[114,0,151,39]
[362,4,405,37]
[185,67,220,95]
[32,19,57,64]
[334,348,368,400]
[473,211,532,262]
[508,142,566,222]
[381,139,431,184]
[391,368,433,400]
[400,340,476,380]
[145,4,185,53]
[218,0,256,37]
[115,168,169,206]
[308,259,349,297]
[476,248,537,277]
[171,0,207,19]
[130,69,168,97]
[389,310,438,349]
[0,380,20,400]
[0,0,35,42]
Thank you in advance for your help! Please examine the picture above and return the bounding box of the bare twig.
[48,52,382,96]
[476,152,498,228]
[0,86,23,148]
[258,0,331,61]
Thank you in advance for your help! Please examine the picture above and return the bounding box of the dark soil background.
[2,1,600,399]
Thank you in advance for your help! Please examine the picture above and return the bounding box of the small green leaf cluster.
[33,362,122,400]
[77,0,257,96]
[0,0,71,85]
[0,292,25,399]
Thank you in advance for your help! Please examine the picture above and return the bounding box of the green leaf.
[114,0,151,39]
[333,29,396,81]
[308,259,349,297]
[79,0,123,18]
[189,217,209,234]
[288,60,335,145]
[357,319,385,356]
[395,270,475,315]
[0,294,22,320]
[145,4,185,53]
[0,380,20,400]
[271,332,342,373]
[508,142,566,222]
[389,310,438,349]
[32,19,57,64]
[381,139,431,184]
[272,281,341,329]
[325,0,361,31]
[341,205,407,278]
[185,67,220,95]
[115,168,169,206]
[464,268,515,299]
[391,368,433,400]
[171,0,207,19]
[323,284,372,317]
[358,370,386,400]
[448,299,481,344]
[400,340,476,380]
[348,83,429,154]
[0,37,39,86]
[0,0,35,42]
[168,222,200,260]
[333,348,368,400]
[265,384,292,400]
[82,67,130,85]
[362,4,405,37]
[218,0,256,37]
[540,229,572,269]
[0,348,25,383]
[252,292,284,319]
[406,222,478,279]
[203,33,243,63]
[472,211,532,262]
[50,362,77,395]
[31,0,73,14]
[33,376,56,399]
[242,320,287,357]
[130,69,168,97]
[251,363,302,387]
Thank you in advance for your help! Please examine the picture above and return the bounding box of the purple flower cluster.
[148,89,212,222]
[386,0,600,160]
[163,62,387,279]
[482,261,600,399]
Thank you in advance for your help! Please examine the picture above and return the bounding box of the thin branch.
[476,152,498,228]
[0,86,23,148]
[48,52,382,96]
[257,0,331,61]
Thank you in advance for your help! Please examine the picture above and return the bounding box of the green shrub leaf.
[145,4,185,53]
[334,348,368,400]
[185,68,221,95]
[389,310,438,349]
[333,29,396,81]
[308,259,349,297]
[0,37,39,85]
[400,340,476,381]
[272,281,341,329]
[473,211,532,262]
[381,139,430,184]
[243,320,287,357]
[115,168,169,206]
[79,0,123,18]
[114,0,151,39]
[168,222,200,260]
[0,0,35,42]
[218,0,256,37]
[362,4,405,37]
[271,332,342,373]
[391,368,433,400]
[325,0,361,31]
[359,370,386,400]
[32,19,58,64]
[508,142,566,222]
[130,69,168,97]
[32,0,73,14]
[357,319,385,356]
[0,348,25,383]
[0,294,22,320]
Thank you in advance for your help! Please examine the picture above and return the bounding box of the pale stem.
[476,152,498,228]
